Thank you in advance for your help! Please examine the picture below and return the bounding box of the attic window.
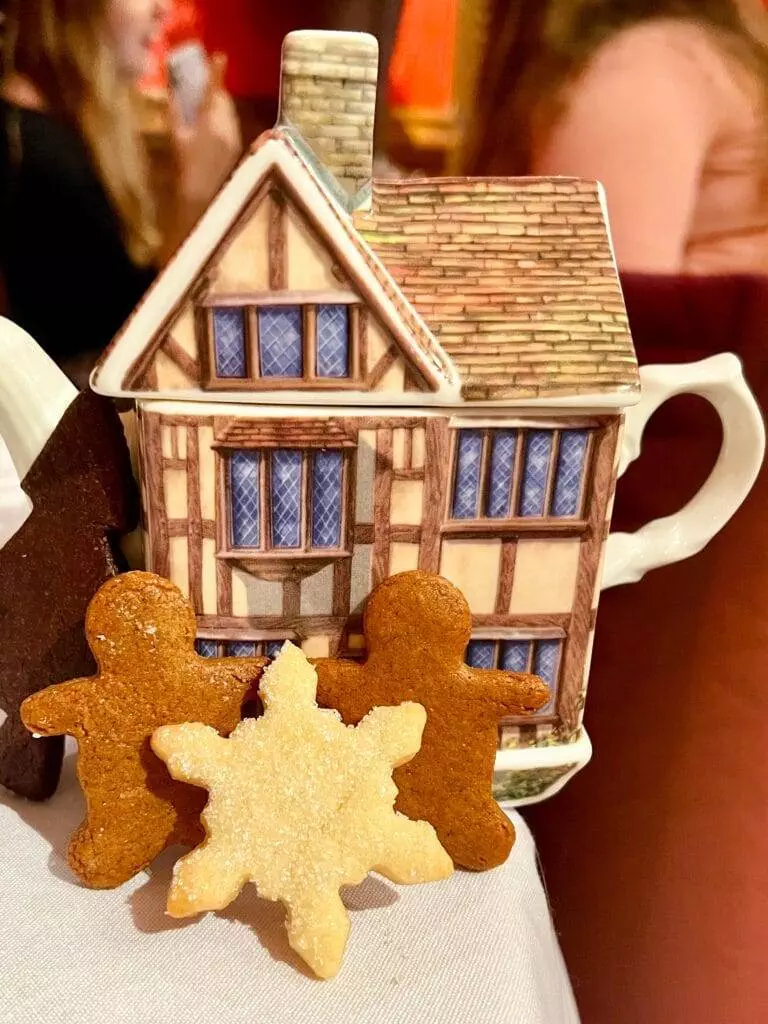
[204,298,361,388]
[447,427,594,530]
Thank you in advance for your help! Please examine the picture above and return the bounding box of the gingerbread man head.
[363,571,472,663]
[86,571,197,671]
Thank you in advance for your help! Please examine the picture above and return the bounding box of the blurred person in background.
[196,1,402,150]
[0,0,240,382]
[494,0,768,274]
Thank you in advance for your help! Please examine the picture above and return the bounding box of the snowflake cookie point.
[151,643,453,978]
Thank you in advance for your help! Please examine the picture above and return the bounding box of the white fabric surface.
[0,745,579,1024]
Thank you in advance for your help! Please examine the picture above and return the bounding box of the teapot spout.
[0,318,78,482]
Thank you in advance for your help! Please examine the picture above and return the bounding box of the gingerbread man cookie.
[152,642,453,979]
[0,390,138,801]
[21,571,264,888]
[314,571,550,871]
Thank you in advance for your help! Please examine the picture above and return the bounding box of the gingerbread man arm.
[199,657,266,709]
[21,677,96,739]
[313,659,362,714]
[471,668,551,718]
[152,723,232,788]
[356,703,427,768]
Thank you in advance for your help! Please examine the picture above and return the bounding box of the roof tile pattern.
[214,418,357,448]
[279,133,458,391]
[355,178,639,401]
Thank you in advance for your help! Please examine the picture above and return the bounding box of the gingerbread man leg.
[0,709,63,801]
[424,791,514,871]
[67,749,181,888]
[68,797,176,889]
[284,889,350,979]
[167,841,247,918]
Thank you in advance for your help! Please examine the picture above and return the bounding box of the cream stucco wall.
[231,568,283,617]
[390,542,420,575]
[201,538,218,615]
[508,539,581,614]
[355,431,376,522]
[390,480,424,526]
[170,306,197,358]
[198,426,216,520]
[350,544,373,613]
[155,350,194,391]
[169,536,189,598]
[164,468,188,519]
[440,539,501,614]
[208,198,270,294]
[411,427,425,468]
[300,563,335,616]
[285,203,348,291]
[302,635,330,658]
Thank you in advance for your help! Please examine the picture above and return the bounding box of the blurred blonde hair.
[1,0,158,265]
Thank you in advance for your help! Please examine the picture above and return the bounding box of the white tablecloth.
[0,746,578,1024]
[0,440,578,1023]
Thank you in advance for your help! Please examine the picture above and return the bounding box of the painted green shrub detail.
[493,764,578,802]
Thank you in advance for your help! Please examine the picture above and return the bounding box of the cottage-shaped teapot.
[1,32,764,806]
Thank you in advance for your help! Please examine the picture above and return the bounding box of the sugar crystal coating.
[152,641,453,979]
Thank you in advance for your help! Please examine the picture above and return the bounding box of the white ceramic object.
[499,353,765,805]
[603,353,765,589]
[0,318,77,483]
[0,318,78,550]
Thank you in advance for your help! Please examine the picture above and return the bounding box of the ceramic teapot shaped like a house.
[2,31,763,805]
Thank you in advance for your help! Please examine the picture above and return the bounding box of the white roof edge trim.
[91,138,461,400]
[133,386,637,415]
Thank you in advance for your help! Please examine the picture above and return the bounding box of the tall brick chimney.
[278,30,379,203]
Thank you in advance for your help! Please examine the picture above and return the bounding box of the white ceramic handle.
[602,353,764,590]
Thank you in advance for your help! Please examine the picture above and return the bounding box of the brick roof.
[355,178,639,402]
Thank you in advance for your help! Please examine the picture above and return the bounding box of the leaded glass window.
[258,306,303,378]
[227,448,347,553]
[195,639,291,658]
[207,302,355,383]
[213,308,247,378]
[449,428,592,522]
[465,637,562,714]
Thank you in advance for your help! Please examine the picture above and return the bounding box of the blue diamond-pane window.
[213,308,247,378]
[258,306,302,377]
[451,430,484,519]
[465,640,496,669]
[500,641,531,674]
[520,430,554,517]
[270,449,303,548]
[534,639,562,706]
[195,639,218,658]
[230,451,260,548]
[316,305,350,378]
[311,450,344,548]
[487,431,517,518]
[227,641,258,657]
[265,640,287,660]
[552,430,589,517]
